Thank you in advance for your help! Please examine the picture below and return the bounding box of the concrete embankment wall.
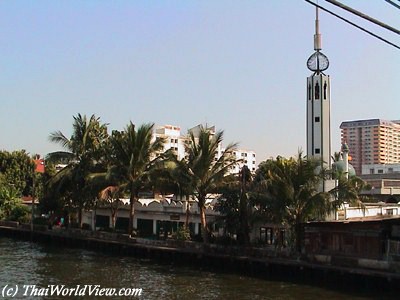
[0,223,399,294]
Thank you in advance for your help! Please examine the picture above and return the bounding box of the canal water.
[0,237,393,299]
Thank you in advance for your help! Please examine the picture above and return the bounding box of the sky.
[1,1,399,163]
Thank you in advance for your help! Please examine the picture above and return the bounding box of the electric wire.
[384,0,400,10]
[324,0,400,35]
[304,0,400,50]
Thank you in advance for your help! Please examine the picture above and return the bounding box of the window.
[370,169,375,174]
[315,148,320,154]
[315,117,320,122]
[260,227,274,245]
[315,82,320,99]
[378,169,383,174]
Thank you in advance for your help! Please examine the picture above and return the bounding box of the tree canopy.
[0,150,35,196]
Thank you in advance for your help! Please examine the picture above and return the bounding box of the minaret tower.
[341,142,350,180]
[306,7,332,184]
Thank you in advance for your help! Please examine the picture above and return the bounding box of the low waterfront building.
[359,173,400,203]
[82,195,221,238]
[81,195,286,245]
[304,216,400,271]
[335,202,400,220]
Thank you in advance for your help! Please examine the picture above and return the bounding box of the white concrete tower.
[306,7,331,171]
[341,142,349,180]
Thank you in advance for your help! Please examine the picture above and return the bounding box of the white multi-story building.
[154,124,256,174]
[230,149,257,173]
[154,124,186,160]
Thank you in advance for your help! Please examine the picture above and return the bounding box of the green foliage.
[251,152,331,252]
[216,186,241,236]
[46,114,109,227]
[0,185,19,216]
[185,125,238,242]
[0,150,35,196]
[7,205,30,223]
[217,166,252,245]
[175,226,191,241]
[0,185,29,222]
[330,172,371,207]
[107,122,166,234]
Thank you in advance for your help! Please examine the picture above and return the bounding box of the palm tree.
[185,125,237,243]
[98,186,122,230]
[107,122,165,236]
[330,171,371,208]
[252,152,331,252]
[46,114,108,227]
[165,156,194,229]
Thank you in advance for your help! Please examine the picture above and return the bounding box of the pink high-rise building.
[340,119,400,175]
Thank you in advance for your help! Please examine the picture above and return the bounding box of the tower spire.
[314,7,322,51]
[307,6,329,73]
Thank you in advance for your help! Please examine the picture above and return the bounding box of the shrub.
[175,226,191,241]
[8,205,30,223]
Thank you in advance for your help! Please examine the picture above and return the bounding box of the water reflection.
[0,238,388,299]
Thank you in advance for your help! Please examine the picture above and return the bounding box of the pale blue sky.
[1,1,399,162]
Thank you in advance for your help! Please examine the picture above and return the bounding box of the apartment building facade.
[154,124,257,174]
[340,119,400,175]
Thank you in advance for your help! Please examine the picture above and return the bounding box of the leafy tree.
[0,184,29,222]
[252,152,332,252]
[0,185,19,219]
[0,150,35,196]
[217,166,252,245]
[216,185,241,240]
[107,122,165,235]
[46,114,108,227]
[185,125,237,243]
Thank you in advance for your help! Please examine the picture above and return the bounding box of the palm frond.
[49,131,72,150]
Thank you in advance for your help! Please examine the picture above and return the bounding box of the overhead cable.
[304,0,400,50]
[324,0,400,35]
[384,0,400,10]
